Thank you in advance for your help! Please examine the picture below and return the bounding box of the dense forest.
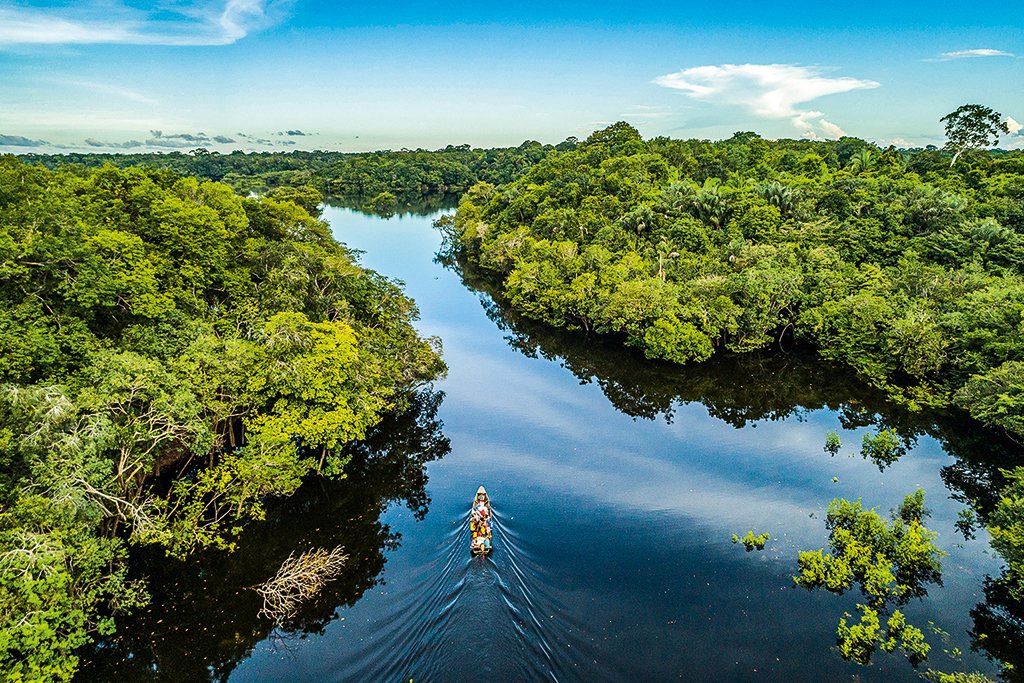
[446,122,1024,432]
[0,158,444,680]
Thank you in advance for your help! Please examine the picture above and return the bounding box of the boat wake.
[334,505,596,682]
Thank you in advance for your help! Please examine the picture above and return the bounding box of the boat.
[470,485,492,555]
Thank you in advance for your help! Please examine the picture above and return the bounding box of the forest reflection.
[77,390,450,682]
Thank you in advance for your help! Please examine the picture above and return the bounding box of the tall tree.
[941,104,1010,167]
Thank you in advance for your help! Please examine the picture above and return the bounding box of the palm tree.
[846,149,876,174]
[756,181,796,217]
[694,179,731,229]
[724,173,755,192]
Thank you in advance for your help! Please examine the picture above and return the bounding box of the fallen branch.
[257,546,348,624]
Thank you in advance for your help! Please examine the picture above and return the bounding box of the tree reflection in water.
[76,390,450,682]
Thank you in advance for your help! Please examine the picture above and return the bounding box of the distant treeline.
[19,139,573,197]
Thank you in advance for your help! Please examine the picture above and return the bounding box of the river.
[79,204,1016,681]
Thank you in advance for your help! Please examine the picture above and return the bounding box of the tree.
[941,104,1009,167]
[794,490,945,667]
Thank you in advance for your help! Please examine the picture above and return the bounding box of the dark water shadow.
[75,389,450,682]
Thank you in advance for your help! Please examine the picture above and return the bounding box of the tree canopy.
[449,121,1024,440]
[0,157,444,679]
[942,104,1010,167]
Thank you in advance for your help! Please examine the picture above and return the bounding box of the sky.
[1,0,1023,153]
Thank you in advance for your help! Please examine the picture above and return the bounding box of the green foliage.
[731,530,769,551]
[922,672,997,683]
[21,141,554,198]
[835,605,929,666]
[367,191,398,217]
[447,123,1024,442]
[861,428,906,470]
[0,495,148,682]
[265,185,323,217]
[794,490,945,667]
[0,158,444,677]
[987,467,1024,601]
[824,430,842,456]
[942,104,1010,167]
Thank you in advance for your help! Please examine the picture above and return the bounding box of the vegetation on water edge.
[442,120,1024,648]
[446,119,1024,435]
[732,530,769,551]
[795,490,944,667]
[0,157,444,680]
[9,111,1024,678]
[19,140,565,199]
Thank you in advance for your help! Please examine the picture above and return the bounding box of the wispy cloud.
[67,81,158,106]
[653,64,878,139]
[0,133,50,146]
[937,48,1015,60]
[85,138,143,149]
[622,104,674,121]
[0,1,292,46]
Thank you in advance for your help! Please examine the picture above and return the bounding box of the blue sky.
[1,0,1022,153]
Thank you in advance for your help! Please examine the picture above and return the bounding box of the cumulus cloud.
[653,63,877,139]
[938,48,1014,60]
[792,111,848,139]
[0,133,50,146]
[1007,117,1023,135]
[0,0,293,46]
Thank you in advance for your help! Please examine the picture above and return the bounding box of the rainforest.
[3,116,1024,681]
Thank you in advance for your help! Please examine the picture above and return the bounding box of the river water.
[79,205,1016,681]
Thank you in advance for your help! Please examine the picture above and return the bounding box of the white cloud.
[0,1,291,46]
[881,137,913,147]
[938,48,1014,60]
[0,8,134,44]
[67,81,158,106]
[623,105,673,120]
[653,63,877,139]
[819,118,846,139]
[1007,116,1023,135]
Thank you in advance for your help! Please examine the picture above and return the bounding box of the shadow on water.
[76,389,450,682]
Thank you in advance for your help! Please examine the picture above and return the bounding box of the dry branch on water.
[257,546,348,624]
